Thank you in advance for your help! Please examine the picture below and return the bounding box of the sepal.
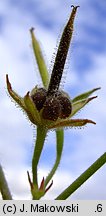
[71,96,97,117]
[24,92,41,125]
[48,118,96,129]
[6,74,26,111]
[30,28,49,88]
[72,87,101,103]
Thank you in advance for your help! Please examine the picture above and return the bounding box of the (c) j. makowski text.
[19,203,79,213]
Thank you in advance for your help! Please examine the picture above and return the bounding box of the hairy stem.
[32,126,47,187]
[44,129,64,187]
[55,152,106,200]
[0,164,12,200]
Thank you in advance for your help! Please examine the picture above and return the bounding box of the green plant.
[0,5,106,200]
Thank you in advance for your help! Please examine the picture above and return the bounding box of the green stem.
[55,152,106,200]
[44,129,64,187]
[32,126,47,187]
[0,164,12,200]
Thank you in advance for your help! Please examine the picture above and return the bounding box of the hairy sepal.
[72,87,101,103]
[24,92,41,125]
[6,74,27,111]
[48,118,96,129]
[71,96,97,117]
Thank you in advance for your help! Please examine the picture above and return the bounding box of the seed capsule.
[31,88,47,111]
[42,96,60,121]
[58,94,72,118]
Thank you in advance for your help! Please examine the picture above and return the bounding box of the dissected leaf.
[72,87,101,103]
[71,96,97,117]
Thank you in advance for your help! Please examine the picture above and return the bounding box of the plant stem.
[44,129,64,187]
[32,126,47,187]
[55,152,106,200]
[0,164,12,200]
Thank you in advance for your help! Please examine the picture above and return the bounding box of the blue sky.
[0,0,106,199]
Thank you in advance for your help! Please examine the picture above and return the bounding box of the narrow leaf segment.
[0,164,12,200]
[55,152,106,200]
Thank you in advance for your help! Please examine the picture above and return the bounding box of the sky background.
[0,0,106,200]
